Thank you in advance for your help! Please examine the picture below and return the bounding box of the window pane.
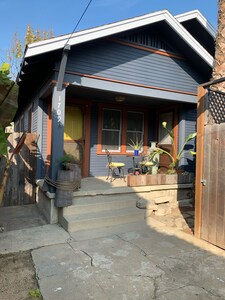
[103,109,121,130]
[102,130,120,151]
[127,112,143,131]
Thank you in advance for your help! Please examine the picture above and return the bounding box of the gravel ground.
[0,250,42,300]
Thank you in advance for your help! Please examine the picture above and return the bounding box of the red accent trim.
[108,38,185,60]
[65,70,197,97]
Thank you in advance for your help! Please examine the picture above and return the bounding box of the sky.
[0,0,218,60]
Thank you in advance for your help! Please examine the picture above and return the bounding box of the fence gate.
[195,85,225,249]
[0,132,38,206]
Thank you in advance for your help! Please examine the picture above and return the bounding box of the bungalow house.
[14,9,215,184]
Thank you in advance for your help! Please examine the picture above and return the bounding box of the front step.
[59,193,145,234]
[63,194,138,215]
[60,207,145,232]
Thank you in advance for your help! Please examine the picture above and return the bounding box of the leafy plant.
[128,137,143,150]
[29,288,42,298]
[58,154,78,170]
[149,122,196,173]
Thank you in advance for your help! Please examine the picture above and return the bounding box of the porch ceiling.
[66,84,182,108]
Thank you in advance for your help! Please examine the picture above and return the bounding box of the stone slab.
[0,224,70,254]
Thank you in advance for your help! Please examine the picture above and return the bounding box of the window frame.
[101,108,122,152]
[97,104,148,155]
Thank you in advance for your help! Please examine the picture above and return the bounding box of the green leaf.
[185,132,197,143]
[0,125,7,156]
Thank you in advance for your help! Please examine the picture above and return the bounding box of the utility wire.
[64,0,93,47]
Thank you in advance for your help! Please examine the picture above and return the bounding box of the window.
[102,109,121,151]
[98,106,147,154]
[126,112,144,151]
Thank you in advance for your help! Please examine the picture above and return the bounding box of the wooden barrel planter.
[55,164,81,207]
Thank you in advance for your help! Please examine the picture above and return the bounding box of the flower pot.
[134,150,139,156]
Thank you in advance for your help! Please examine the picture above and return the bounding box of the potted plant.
[58,154,79,170]
[55,154,81,207]
[128,137,143,156]
[127,122,196,187]
[149,122,196,174]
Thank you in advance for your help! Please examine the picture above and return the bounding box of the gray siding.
[40,101,48,178]
[67,40,202,94]
[24,111,28,132]
[180,105,197,173]
[32,98,39,132]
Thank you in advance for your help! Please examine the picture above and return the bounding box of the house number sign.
[57,95,62,124]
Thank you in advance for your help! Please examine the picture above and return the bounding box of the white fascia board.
[175,10,216,38]
[165,12,214,67]
[25,9,214,68]
[25,10,168,57]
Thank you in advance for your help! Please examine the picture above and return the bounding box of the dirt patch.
[0,251,41,300]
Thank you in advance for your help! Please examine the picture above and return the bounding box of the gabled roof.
[175,10,216,38]
[24,9,214,68]
[175,10,216,57]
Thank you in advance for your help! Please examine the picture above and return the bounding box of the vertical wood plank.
[1,133,37,206]
[201,125,211,241]
[195,86,206,238]
[208,124,219,245]
[216,123,225,248]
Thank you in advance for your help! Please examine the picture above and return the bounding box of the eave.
[23,10,214,68]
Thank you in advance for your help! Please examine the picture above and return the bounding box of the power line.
[64,0,93,47]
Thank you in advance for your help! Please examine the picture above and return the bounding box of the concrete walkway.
[1,205,225,299]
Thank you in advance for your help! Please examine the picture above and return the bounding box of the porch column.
[49,44,71,191]
[49,85,66,186]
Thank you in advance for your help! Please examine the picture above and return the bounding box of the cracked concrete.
[30,225,225,300]
[1,205,225,299]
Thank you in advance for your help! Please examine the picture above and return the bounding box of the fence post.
[195,86,206,238]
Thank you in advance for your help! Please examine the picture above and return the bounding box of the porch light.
[115,95,125,102]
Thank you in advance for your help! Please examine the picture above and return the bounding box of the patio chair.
[105,149,126,182]
[139,151,154,174]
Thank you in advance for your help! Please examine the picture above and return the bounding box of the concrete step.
[60,207,145,232]
[69,221,150,241]
[63,194,138,216]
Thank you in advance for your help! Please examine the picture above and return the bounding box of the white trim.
[175,10,216,38]
[24,10,214,68]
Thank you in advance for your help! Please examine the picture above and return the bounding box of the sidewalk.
[1,205,225,300]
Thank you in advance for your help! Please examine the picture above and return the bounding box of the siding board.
[67,40,202,94]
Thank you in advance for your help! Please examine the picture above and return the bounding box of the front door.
[157,111,174,173]
[64,105,90,176]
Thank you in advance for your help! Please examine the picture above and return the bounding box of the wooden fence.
[0,132,38,206]
[195,85,225,249]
